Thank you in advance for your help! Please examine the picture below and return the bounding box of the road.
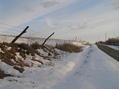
[51,44,119,89]
[97,44,119,61]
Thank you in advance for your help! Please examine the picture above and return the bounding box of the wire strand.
[0,22,24,29]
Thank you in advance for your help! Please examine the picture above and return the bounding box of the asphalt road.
[96,44,119,62]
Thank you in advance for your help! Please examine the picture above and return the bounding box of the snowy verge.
[1,44,119,89]
[0,42,68,77]
[51,44,119,89]
[98,44,119,51]
[0,48,87,89]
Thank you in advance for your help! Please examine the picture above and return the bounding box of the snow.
[99,44,119,51]
[52,44,119,89]
[0,60,21,76]
[0,35,86,47]
[105,45,119,51]
[0,48,4,53]
[72,41,85,47]
[0,44,119,89]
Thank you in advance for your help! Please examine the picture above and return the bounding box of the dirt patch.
[0,69,13,79]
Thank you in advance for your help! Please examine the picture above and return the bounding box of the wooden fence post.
[42,32,55,46]
[11,26,29,43]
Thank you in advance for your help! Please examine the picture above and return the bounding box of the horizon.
[0,0,119,43]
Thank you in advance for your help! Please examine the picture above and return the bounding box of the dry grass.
[55,43,82,53]
[31,42,41,49]
[0,42,65,74]
[0,42,44,73]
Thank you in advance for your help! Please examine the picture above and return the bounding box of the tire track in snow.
[52,44,119,89]
[52,45,96,89]
[74,45,94,77]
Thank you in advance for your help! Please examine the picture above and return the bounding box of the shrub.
[18,43,39,57]
[0,42,42,67]
[97,37,119,46]
[31,42,41,49]
[55,43,82,53]
[0,41,67,74]
[106,38,119,46]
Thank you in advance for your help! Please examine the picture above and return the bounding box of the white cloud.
[1,0,119,43]
[46,18,55,28]
[0,0,77,30]
[105,1,119,10]
[75,10,83,14]
[49,2,119,42]
[23,6,35,12]
[42,1,60,8]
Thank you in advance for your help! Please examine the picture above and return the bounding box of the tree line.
[98,37,119,46]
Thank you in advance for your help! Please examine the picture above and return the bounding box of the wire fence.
[0,22,47,38]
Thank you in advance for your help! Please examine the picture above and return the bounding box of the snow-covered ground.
[0,35,85,47]
[0,44,119,89]
[99,43,119,51]
[105,45,119,51]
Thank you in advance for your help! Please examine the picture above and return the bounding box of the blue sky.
[0,0,119,43]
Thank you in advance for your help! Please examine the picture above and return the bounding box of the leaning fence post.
[42,32,55,46]
[11,26,29,43]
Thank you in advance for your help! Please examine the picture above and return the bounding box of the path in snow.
[52,44,119,89]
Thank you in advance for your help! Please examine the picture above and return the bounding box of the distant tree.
[105,37,119,46]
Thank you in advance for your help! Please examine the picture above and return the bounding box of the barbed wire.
[1,22,118,40]
[0,22,24,29]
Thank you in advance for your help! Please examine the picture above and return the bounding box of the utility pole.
[105,33,107,41]
[98,36,100,42]
[11,26,29,43]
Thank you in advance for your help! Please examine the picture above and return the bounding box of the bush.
[0,42,42,67]
[106,38,119,46]
[31,42,41,49]
[55,43,82,53]
[18,43,36,56]
[97,37,119,46]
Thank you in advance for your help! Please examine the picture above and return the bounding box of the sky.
[0,0,119,43]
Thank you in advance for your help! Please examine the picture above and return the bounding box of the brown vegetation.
[0,41,83,79]
[98,37,119,46]
[0,42,63,75]
[0,68,12,79]
[55,43,82,53]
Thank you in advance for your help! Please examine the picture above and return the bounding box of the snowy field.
[99,43,119,51]
[0,44,119,89]
[105,45,119,51]
[0,35,85,47]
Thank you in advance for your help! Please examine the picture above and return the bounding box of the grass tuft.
[0,42,65,74]
[55,43,82,53]
[0,42,43,73]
